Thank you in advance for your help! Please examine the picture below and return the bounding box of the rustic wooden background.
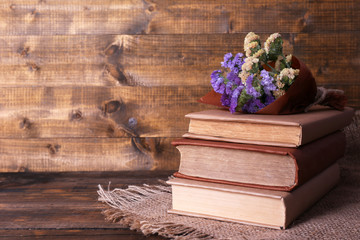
[0,0,358,172]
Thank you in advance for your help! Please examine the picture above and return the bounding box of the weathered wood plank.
[0,209,119,229]
[0,171,173,188]
[0,0,151,35]
[0,33,358,88]
[0,86,212,138]
[0,230,163,240]
[145,0,360,34]
[0,0,358,35]
[0,138,179,172]
[292,34,359,86]
[0,34,113,86]
[0,171,169,239]
[0,34,243,86]
[105,33,359,87]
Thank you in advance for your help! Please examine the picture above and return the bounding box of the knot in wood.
[47,144,61,155]
[70,110,83,121]
[102,100,122,114]
[132,137,162,157]
[25,9,37,23]
[17,166,28,172]
[148,5,155,12]
[19,118,32,129]
[18,47,29,57]
[27,62,40,72]
[104,45,119,56]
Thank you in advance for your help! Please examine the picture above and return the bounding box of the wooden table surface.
[0,171,173,239]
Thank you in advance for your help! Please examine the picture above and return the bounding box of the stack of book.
[167,106,354,229]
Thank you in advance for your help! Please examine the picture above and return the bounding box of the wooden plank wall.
[0,0,359,172]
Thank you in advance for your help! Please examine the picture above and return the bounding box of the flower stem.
[265,63,279,74]
[281,53,291,68]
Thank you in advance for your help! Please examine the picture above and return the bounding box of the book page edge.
[167,209,283,230]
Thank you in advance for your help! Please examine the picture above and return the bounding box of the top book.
[184,106,354,147]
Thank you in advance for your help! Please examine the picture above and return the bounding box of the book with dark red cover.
[172,131,345,191]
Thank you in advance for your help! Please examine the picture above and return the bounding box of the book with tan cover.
[184,106,354,147]
[168,164,340,229]
[172,131,345,191]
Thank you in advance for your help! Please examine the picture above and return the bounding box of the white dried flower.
[244,41,259,57]
[264,33,281,54]
[253,49,265,59]
[278,68,300,80]
[273,89,285,98]
[244,32,260,47]
[241,56,259,72]
[239,71,250,84]
[275,78,285,88]
[286,54,292,63]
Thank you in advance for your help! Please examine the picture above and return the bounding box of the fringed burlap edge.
[97,182,213,239]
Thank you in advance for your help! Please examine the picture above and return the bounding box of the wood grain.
[0,33,358,87]
[0,85,208,172]
[0,230,162,240]
[0,86,212,138]
[0,0,358,35]
[0,34,242,86]
[0,171,170,239]
[0,34,357,106]
[0,138,179,172]
[0,0,152,35]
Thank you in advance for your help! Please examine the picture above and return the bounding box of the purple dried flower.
[233,53,245,67]
[211,70,221,83]
[234,76,241,85]
[210,70,226,94]
[229,86,244,113]
[226,70,238,82]
[215,78,225,94]
[221,53,233,68]
[260,69,277,95]
[225,81,234,95]
[245,75,261,98]
[221,93,231,107]
[242,98,265,113]
[229,53,245,73]
[265,94,275,105]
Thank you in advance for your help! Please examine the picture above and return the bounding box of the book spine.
[173,172,295,191]
[290,131,345,189]
[282,164,340,228]
[300,108,354,145]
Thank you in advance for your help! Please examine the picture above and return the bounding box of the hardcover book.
[168,164,340,229]
[184,106,354,147]
[172,131,345,191]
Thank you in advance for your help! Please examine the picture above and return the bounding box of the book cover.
[172,131,345,191]
[168,164,340,229]
[184,106,354,147]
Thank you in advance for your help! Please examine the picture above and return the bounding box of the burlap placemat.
[98,112,360,239]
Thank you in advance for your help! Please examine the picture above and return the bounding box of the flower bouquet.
[199,32,346,114]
